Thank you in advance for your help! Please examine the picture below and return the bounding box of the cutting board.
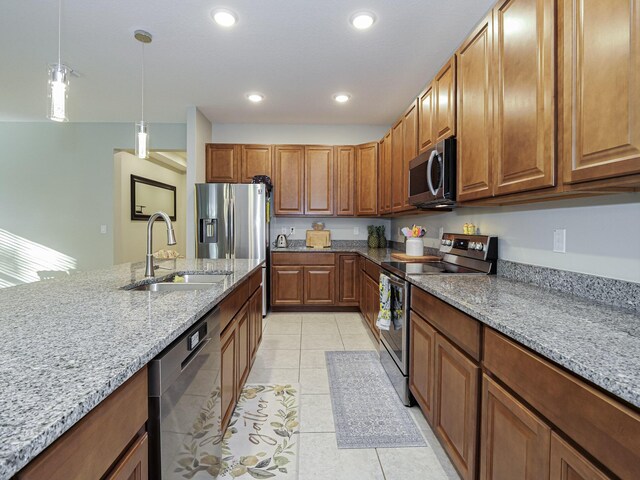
[306,229,331,248]
[391,252,441,262]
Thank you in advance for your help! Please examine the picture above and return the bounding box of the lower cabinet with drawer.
[220,268,264,432]
[409,285,639,480]
[17,368,149,480]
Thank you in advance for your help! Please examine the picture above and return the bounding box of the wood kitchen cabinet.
[220,321,237,431]
[434,334,479,480]
[560,0,640,185]
[305,146,334,215]
[355,142,378,216]
[379,130,393,214]
[17,368,148,480]
[480,374,551,480]
[418,83,435,153]
[206,144,240,183]
[391,119,404,212]
[304,266,336,305]
[409,311,436,425]
[335,146,356,216]
[549,433,610,480]
[402,101,418,211]
[240,144,272,183]
[236,304,250,391]
[105,434,148,480]
[434,57,457,142]
[271,266,304,305]
[274,145,305,215]
[456,14,494,202]
[337,254,359,306]
[249,288,263,360]
[492,0,556,196]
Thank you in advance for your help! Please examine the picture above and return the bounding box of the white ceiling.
[0,0,494,125]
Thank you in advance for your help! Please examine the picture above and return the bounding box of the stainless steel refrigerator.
[196,183,268,315]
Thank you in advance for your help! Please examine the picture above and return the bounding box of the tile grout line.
[375,448,388,480]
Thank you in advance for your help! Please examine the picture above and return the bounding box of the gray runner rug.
[325,351,426,449]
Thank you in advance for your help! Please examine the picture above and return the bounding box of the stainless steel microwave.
[408,136,456,208]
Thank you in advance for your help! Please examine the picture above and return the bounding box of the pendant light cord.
[141,42,144,122]
[57,0,62,64]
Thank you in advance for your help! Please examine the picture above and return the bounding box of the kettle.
[275,234,289,248]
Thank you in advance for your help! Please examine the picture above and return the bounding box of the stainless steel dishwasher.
[148,307,221,479]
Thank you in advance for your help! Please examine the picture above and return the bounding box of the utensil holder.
[406,238,423,256]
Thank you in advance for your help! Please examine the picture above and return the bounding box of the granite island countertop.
[0,258,263,480]
[273,246,640,408]
[407,274,640,409]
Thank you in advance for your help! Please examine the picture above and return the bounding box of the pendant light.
[134,30,152,159]
[47,0,70,122]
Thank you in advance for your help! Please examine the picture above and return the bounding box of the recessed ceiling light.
[212,9,237,27]
[333,93,351,103]
[350,12,376,30]
[247,93,264,103]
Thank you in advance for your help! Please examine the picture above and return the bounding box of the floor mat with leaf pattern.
[219,384,300,479]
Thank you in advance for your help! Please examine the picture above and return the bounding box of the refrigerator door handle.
[229,196,235,259]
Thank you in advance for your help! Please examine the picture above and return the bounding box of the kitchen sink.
[130,282,218,292]
[125,272,233,292]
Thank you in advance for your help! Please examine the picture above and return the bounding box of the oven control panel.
[440,233,497,261]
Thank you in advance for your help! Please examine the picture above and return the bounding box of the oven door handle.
[380,272,405,290]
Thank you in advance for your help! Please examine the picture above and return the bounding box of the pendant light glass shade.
[135,121,149,159]
[47,64,69,122]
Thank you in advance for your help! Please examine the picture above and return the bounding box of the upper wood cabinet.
[274,145,305,215]
[402,101,418,211]
[418,83,435,153]
[240,145,272,183]
[480,375,551,480]
[391,119,405,212]
[355,142,378,216]
[335,146,356,216]
[434,57,457,142]
[305,146,334,216]
[381,130,393,213]
[492,0,556,196]
[457,15,494,202]
[560,0,640,184]
[206,144,240,183]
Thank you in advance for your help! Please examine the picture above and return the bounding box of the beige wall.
[113,151,186,264]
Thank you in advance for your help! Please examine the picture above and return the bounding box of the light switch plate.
[438,227,444,240]
[281,227,287,235]
[353,227,359,236]
[100,225,107,234]
[553,229,566,253]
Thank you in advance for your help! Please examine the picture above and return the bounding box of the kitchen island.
[0,258,263,480]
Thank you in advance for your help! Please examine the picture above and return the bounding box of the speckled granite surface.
[272,245,394,264]
[0,258,263,480]
[498,259,640,312]
[407,274,640,408]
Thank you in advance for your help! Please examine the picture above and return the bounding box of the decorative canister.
[405,237,423,256]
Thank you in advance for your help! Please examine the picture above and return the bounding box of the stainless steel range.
[378,233,498,406]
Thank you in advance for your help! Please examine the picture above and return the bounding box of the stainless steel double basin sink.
[126,273,232,292]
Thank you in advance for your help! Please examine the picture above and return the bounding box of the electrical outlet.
[289,227,295,236]
[281,227,287,235]
[438,227,444,239]
[100,225,107,234]
[553,229,566,253]
[353,227,359,236]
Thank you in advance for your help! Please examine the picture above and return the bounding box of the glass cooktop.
[381,261,483,279]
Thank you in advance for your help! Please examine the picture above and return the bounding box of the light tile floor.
[248,312,460,480]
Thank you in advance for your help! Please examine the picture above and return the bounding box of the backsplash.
[270,216,391,242]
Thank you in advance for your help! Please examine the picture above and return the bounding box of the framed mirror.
[130,175,177,221]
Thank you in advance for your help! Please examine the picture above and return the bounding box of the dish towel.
[376,275,391,331]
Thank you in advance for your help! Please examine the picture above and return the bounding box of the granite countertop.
[273,246,640,408]
[407,274,640,409]
[0,258,263,480]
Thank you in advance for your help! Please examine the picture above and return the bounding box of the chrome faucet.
[145,211,177,278]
